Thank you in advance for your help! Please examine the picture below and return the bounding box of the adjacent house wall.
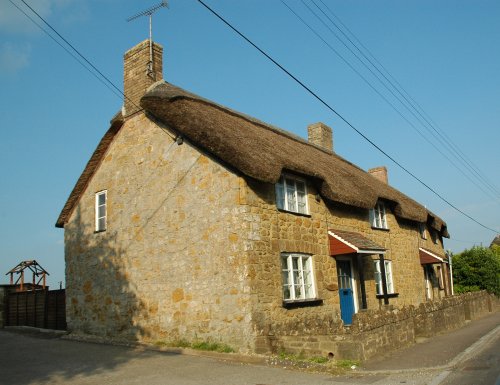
[64,113,256,351]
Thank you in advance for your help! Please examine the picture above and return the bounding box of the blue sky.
[1,0,499,288]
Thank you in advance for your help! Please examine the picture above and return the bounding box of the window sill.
[282,298,323,309]
[376,293,399,299]
[277,208,311,218]
[371,226,390,232]
[94,229,107,234]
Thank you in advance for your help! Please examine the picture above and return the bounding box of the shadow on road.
[0,329,179,384]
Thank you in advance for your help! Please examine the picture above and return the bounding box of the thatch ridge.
[142,81,449,237]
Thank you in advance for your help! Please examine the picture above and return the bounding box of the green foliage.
[277,351,336,365]
[154,339,234,353]
[191,341,235,353]
[336,359,360,368]
[454,284,480,294]
[453,246,500,295]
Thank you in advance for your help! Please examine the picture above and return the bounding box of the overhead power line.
[316,0,500,200]
[297,0,500,200]
[12,0,497,235]
[8,0,122,100]
[280,0,498,201]
[195,0,497,234]
[10,0,142,112]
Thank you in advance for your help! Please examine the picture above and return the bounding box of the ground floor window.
[374,259,394,295]
[281,253,316,301]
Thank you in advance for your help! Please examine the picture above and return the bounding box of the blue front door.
[337,260,355,325]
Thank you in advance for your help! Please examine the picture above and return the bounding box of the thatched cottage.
[56,40,451,357]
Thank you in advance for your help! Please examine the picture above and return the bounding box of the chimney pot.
[368,166,388,184]
[123,40,163,117]
[307,122,333,152]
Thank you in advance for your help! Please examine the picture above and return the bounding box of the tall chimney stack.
[368,166,388,184]
[123,40,163,117]
[307,122,333,152]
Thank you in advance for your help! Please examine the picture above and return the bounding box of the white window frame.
[281,253,316,301]
[370,201,388,229]
[424,265,433,300]
[275,175,309,215]
[419,223,427,239]
[374,259,394,295]
[95,190,107,232]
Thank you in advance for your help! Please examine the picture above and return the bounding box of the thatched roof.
[55,114,123,228]
[141,81,448,237]
[56,81,449,238]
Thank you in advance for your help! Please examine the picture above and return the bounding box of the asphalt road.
[0,328,436,385]
[0,325,497,385]
[439,329,500,385]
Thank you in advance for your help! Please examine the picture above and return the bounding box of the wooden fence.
[6,289,66,330]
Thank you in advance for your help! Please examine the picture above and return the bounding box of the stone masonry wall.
[240,173,451,357]
[64,113,255,352]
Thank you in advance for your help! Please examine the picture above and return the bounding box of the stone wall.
[64,113,256,351]
[241,173,450,355]
[269,291,496,361]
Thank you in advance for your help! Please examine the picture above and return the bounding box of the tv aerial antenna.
[127,1,168,78]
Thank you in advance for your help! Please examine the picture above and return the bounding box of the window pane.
[374,261,382,295]
[286,185,296,211]
[98,205,106,218]
[275,181,285,210]
[297,188,307,214]
[282,254,314,300]
[296,181,305,194]
[304,284,312,298]
[294,284,303,298]
[281,269,289,286]
[98,217,106,231]
[98,193,106,205]
[283,285,291,300]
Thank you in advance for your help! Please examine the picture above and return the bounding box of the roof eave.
[55,113,124,228]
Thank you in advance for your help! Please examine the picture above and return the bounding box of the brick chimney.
[123,40,163,117]
[368,166,388,184]
[307,122,333,152]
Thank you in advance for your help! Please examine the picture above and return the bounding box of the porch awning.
[328,229,386,256]
[419,247,447,265]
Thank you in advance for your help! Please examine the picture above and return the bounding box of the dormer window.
[370,201,388,229]
[275,175,308,215]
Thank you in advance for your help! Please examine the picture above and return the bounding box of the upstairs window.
[95,190,107,232]
[419,223,427,239]
[275,175,308,215]
[431,230,439,245]
[374,259,394,295]
[281,253,316,301]
[370,201,388,229]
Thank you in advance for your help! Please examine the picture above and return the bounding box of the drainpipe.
[447,251,454,296]
[379,253,389,305]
